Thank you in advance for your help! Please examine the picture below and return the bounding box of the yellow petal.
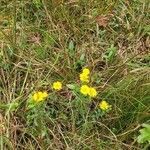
[80,85,90,96]
[88,87,97,97]
[33,93,38,101]
[42,92,48,98]
[99,100,111,111]
[52,81,62,90]
[82,68,90,75]
[79,73,89,83]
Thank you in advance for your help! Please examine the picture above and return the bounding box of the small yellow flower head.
[88,87,97,97]
[82,68,90,75]
[52,81,62,91]
[79,68,90,83]
[79,73,89,83]
[32,91,48,102]
[99,100,111,111]
[42,92,48,98]
[80,85,90,96]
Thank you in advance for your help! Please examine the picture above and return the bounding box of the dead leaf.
[28,33,41,45]
[145,36,150,48]
[95,14,113,27]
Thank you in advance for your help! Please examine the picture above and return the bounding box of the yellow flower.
[52,81,62,90]
[82,68,90,75]
[32,91,48,102]
[80,85,90,96]
[99,100,111,111]
[79,68,90,83]
[79,73,89,83]
[42,92,48,98]
[88,87,97,97]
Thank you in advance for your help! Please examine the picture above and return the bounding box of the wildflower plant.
[1,1,149,149]
[66,83,91,124]
[66,68,111,127]
[25,68,112,137]
[26,91,49,137]
[27,91,48,109]
[32,91,48,102]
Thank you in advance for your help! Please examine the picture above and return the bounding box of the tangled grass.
[0,0,150,149]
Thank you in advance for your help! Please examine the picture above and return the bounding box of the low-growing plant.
[137,123,150,149]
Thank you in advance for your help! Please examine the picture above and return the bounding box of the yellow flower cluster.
[80,85,89,96]
[31,67,111,112]
[80,85,97,97]
[32,81,62,103]
[52,81,62,91]
[79,68,111,111]
[79,68,90,83]
[32,91,48,102]
[99,100,111,111]
[79,68,97,97]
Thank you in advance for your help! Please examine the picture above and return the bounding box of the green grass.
[0,0,150,149]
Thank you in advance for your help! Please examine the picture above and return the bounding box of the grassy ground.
[0,0,150,149]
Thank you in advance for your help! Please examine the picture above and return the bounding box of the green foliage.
[0,101,19,112]
[35,46,47,59]
[137,124,150,144]
[103,44,117,62]
[33,0,42,8]
[0,0,149,149]
[74,54,86,71]
[66,83,109,128]
[26,97,48,137]
[68,40,75,57]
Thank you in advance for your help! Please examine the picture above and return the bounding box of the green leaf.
[33,0,42,8]
[74,54,85,71]
[68,40,75,57]
[137,124,150,144]
[3,102,19,113]
[68,40,74,51]
[103,44,117,62]
[66,84,76,90]
[80,53,85,61]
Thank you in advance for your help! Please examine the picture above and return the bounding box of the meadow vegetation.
[0,0,150,149]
